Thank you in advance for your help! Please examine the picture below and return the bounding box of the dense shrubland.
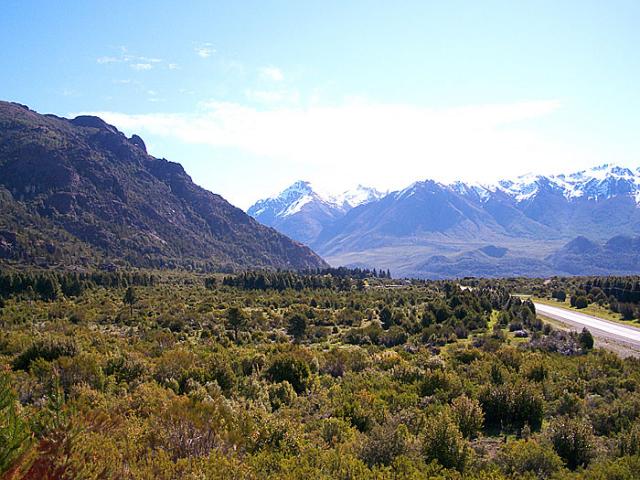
[1,271,640,478]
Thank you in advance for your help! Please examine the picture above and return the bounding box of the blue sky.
[2,1,639,208]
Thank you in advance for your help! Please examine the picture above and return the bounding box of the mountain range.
[0,101,327,271]
[249,165,640,278]
[4,100,639,279]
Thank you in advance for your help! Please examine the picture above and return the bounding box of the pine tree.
[287,313,308,342]
[226,306,248,341]
[578,328,594,350]
[123,286,137,315]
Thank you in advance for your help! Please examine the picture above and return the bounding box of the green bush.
[359,421,409,467]
[57,353,106,392]
[546,416,595,470]
[579,328,594,350]
[286,313,308,342]
[105,353,149,385]
[581,455,640,479]
[380,325,408,347]
[574,296,589,309]
[266,353,313,394]
[619,421,640,456]
[450,395,484,439]
[268,381,297,410]
[320,417,355,447]
[480,381,544,431]
[13,336,79,371]
[422,411,469,471]
[209,355,236,392]
[419,369,457,397]
[496,439,563,479]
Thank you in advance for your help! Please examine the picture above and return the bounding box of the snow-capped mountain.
[248,181,323,221]
[247,181,383,245]
[248,181,384,221]
[488,164,640,203]
[248,164,640,278]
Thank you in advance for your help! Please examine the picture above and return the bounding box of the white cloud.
[85,98,595,205]
[131,63,153,71]
[97,50,168,70]
[97,56,118,64]
[168,63,179,70]
[195,43,215,58]
[259,66,284,81]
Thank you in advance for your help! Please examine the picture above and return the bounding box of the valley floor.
[2,270,640,478]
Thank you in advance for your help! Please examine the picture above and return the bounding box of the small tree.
[287,313,308,342]
[379,306,393,330]
[268,381,297,411]
[123,286,137,315]
[619,303,636,320]
[573,296,589,309]
[209,355,236,392]
[35,275,61,301]
[226,307,248,341]
[578,328,594,351]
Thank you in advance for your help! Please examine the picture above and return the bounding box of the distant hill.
[548,235,640,275]
[0,101,327,271]
[402,235,640,279]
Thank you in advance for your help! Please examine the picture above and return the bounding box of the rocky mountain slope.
[0,101,327,271]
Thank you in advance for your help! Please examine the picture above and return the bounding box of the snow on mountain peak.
[249,163,640,222]
[249,180,384,220]
[432,164,640,204]
[490,164,640,203]
[280,180,314,199]
[329,184,386,209]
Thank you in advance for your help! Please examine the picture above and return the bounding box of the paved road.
[534,302,640,350]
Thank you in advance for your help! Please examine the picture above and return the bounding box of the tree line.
[0,270,155,301]
[222,268,389,292]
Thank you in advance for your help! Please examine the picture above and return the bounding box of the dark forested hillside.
[0,102,327,271]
